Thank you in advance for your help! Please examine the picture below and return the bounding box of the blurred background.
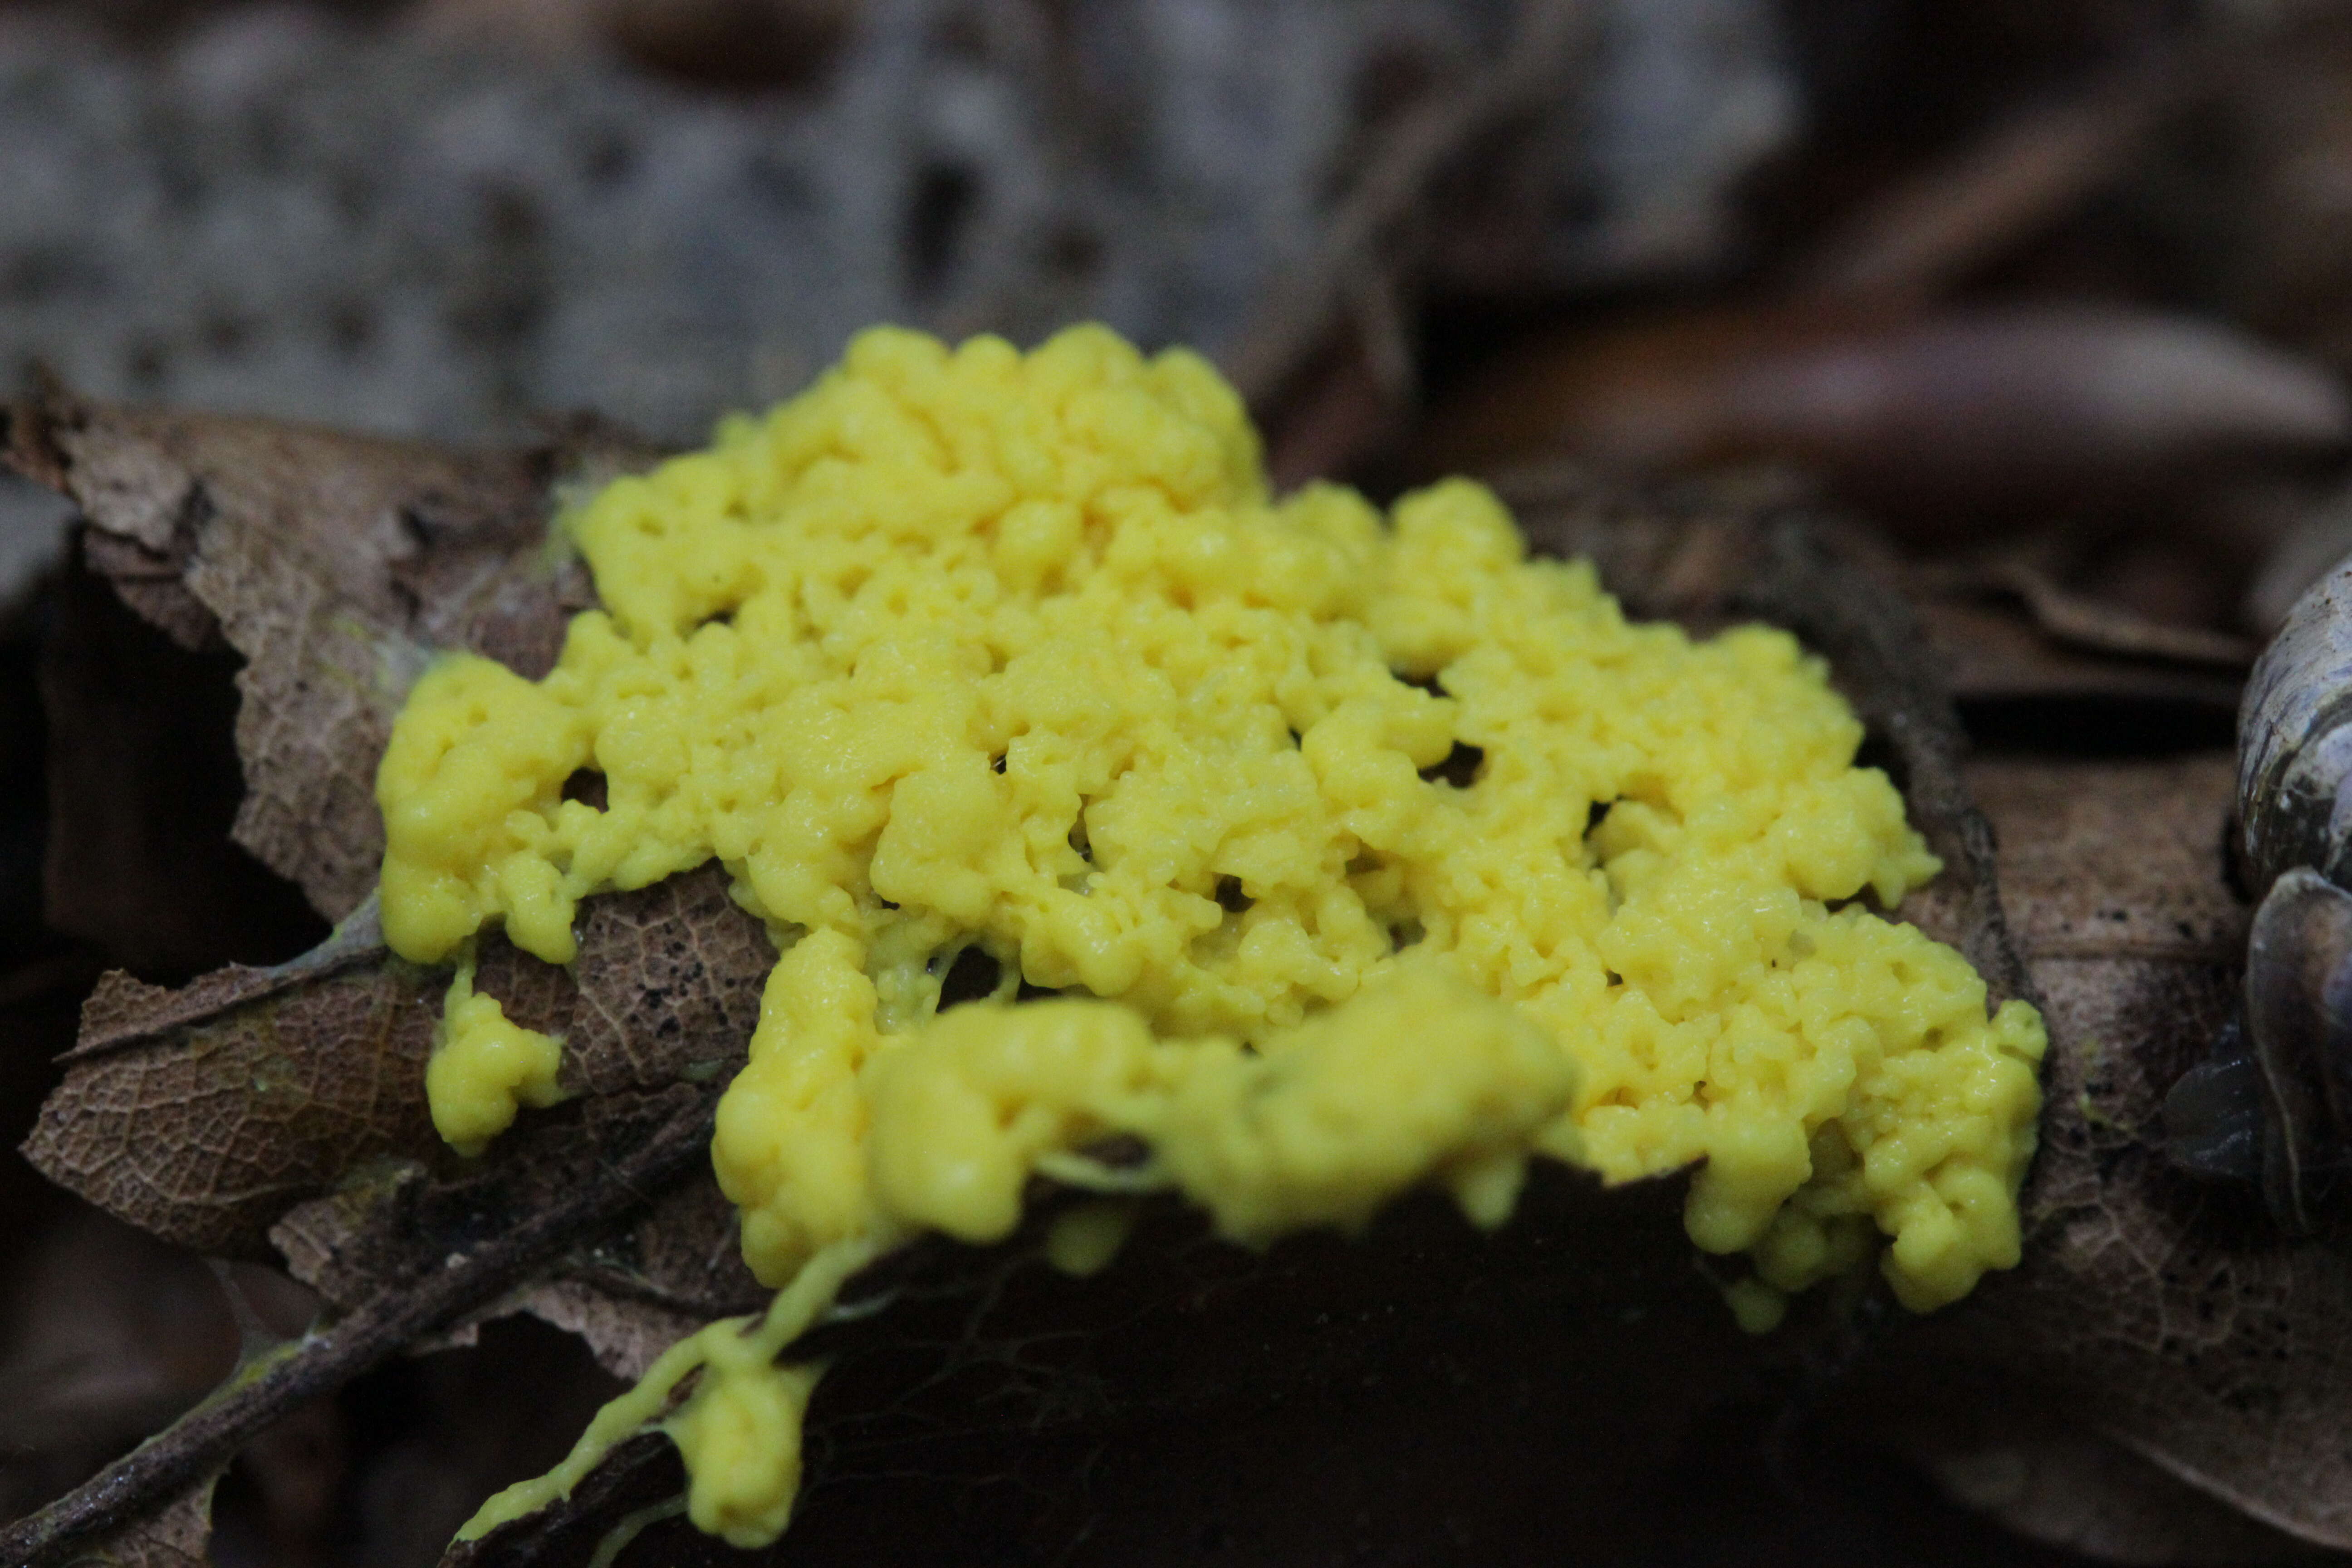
[4,0,2351,1563]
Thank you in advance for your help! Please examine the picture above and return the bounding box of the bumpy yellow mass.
[424,949,567,1156]
[380,324,2045,1546]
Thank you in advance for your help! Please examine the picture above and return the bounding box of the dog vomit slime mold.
[372,325,2046,1548]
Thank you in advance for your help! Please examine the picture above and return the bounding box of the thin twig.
[1224,0,1592,410]
[0,1090,720,1568]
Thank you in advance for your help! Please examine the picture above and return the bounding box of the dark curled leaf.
[24,865,772,1258]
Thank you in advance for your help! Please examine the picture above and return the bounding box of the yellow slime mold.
[377,324,2046,1548]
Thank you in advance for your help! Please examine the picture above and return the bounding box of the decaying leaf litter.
[8,1,2352,1565]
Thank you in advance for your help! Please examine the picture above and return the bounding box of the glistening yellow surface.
[378,325,2045,1547]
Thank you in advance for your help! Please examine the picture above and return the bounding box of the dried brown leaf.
[484,1175,770,1380]
[607,1174,770,1322]
[25,866,770,1258]
[266,1080,759,1390]
[5,398,655,920]
[1862,755,2352,1552]
[26,945,441,1260]
[1493,461,1797,627]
